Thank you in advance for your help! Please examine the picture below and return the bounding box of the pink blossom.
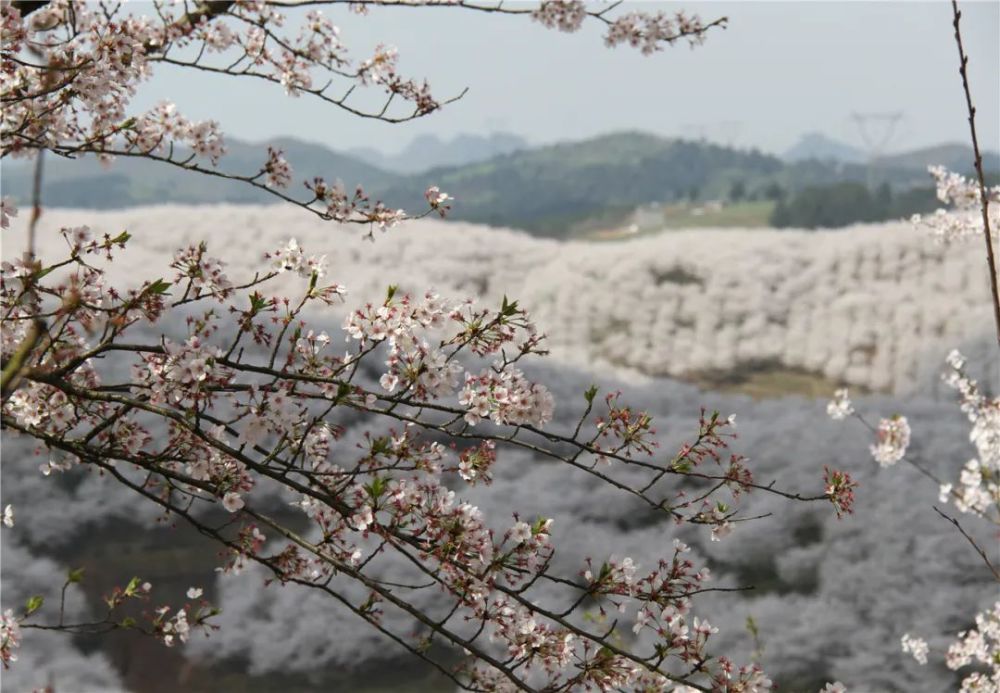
[222,492,245,513]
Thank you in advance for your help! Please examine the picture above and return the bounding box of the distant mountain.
[784,133,999,175]
[879,143,1000,174]
[784,133,865,164]
[349,132,529,174]
[0,137,400,209]
[4,131,996,236]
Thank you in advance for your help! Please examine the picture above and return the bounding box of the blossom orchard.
[829,345,1000,692]
[829,335,1000,692]
[827,23,1000,691]
[0,1,845,690]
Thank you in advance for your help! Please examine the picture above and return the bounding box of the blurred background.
[2,1,999,692]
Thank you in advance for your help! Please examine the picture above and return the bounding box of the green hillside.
[2,131,995,236]
[378,132,785,235]
[0,137,400,209]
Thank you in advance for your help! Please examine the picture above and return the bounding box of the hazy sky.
[135,1,1000,157]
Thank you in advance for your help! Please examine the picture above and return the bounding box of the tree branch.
[934,506,1000,583]
[951,0,1000,348]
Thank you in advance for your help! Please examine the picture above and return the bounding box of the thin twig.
[934,506,1000,583]
[951,0,1000,348]
[28,148,44,261]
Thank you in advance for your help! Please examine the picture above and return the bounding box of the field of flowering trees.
[2,205,997,691]
[6,206,994,395]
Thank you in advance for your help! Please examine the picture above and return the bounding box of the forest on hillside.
[4,132,996,235]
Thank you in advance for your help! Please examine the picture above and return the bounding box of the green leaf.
[500,295,519,317]
[67,567,85,584]
[146,279,172,296]
[25,595,43,615]
[531,516,548,534]
[120,616,137,628]
[123,576,142,596]
[249,291,267,313]
[370,436,390,456]
[584,384,599,404]
[111,230,131,245]
[385,284,398,303]
[365,476,387,501]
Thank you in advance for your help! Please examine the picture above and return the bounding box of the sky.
[135,1,1000,158]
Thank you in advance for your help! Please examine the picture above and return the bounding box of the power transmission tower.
[851,111,903,188]
[681,120,744,149]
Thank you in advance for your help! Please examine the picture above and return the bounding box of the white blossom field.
[2,205,996,692]
[6,204,994,394]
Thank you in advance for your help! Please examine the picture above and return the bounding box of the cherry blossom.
[901,633,929,665]
[0,197,16,229]
[869,416,911,468]
[911,166,1000,243]
[222,493,245,513]
[826,388,854,421]
[263,146,293,189]
[0,609,20,668]
[424,185,453,217]
[936,350,999,520]
[823,467,858,518]
[532,0,587,33]
[945,601,1000,693]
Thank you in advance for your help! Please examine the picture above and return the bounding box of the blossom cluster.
[0,197,17,229]
[945,601,1000,693]
[870,415,912,468]
[356,44,437,115]
[531,0,587,33]
[902,602,1000,693]
[172,242,234,298]
[0,610,19,669]
[823,466,859,518]
[826,388,854,420]
[268,237,328,279]
[530,1,719,55]
[901,632,929,665]
[911,166,1000,242]
[937,350,1000,520]
[132,335,229,406]
[605,10,717,54]
[826,389,912,469]
[263,147,294,189]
